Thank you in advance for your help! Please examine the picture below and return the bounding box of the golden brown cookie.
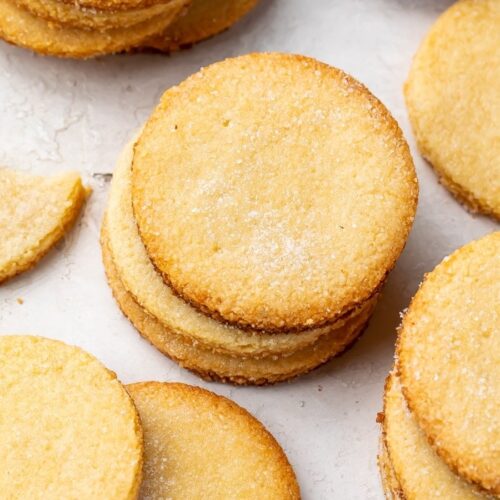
[132,53,418,333]
[106,137,377,358]
[58,0,173,11]
[127,381,300,498]
[102,225,376,385]
[382,373,492,499]
[397,232,500,494]
[378,436,404,500]
[405,0,500,219]
[14,0,177,31]
[0,0,189,58]
[146,0,259,52]
[0,335,143,499]
[0,167,87,283]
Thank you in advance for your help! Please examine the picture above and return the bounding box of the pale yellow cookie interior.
[102,226,376,384]
[378,436,404,500]
[127,382,300,498]
[0,335,143,500]
[405,0,500,218]
[0,167,87,283]
[132,53,417,332]
[397,232,500,494]
[383,373,491,499]
[106,139,372,357]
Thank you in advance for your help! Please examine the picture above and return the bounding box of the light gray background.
[0,1,496,498]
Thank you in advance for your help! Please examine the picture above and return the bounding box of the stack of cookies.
[102,52,418,385]
[0,0,259,58]
[0,335,300,498]
[379,232,499,499]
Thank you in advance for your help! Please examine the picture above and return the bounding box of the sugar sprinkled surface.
[0,1,496,498]
[132,52,418,331]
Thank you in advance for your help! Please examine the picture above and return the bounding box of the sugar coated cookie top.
[127,382,300,497]
[132,52,418,332]
[0,167,86,283]
[0,335,143,500]
[405,0,500,218]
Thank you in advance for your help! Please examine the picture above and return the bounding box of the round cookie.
[0,168,87,283]
[405,0,500,219]
[106,138,377,358]
[0,335,143,499]
[102,226,376,385]
[397,232,500,494]
[0,0,189,58]
[127,382,300,498]
[14,0,176,31]
[132,53,418,332]
[146,0,259,52]
[382,373,491,499]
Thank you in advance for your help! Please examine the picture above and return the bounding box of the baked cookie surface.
[397,232,500,494]
[383,373,491,499]
[405,0,500,218]
[0,0,188,58]
[132,52,418,332]
[0,167,87,283]
[146,0,259,52]
[106,139,374,358]
[127,382,300,498]
[102,224,376,384]
[0,335,143,500]
[378,436,404,500]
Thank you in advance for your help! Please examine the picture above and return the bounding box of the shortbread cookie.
[146,0,259,52]
[15,0,176,30]
[0,168,87,283]
[382,373,491,499]
[405,0,500,218]
[127,382,300,498]
[397,232,500,494]
[102,228,375,384]
[0,335,143,499]
[0,0,188,58]
[378,437,404,500]
[132,53,418,332]
[106,139,377,358]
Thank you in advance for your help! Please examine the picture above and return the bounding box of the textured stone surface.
[0,1,496,499]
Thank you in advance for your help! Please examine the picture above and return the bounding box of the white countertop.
[0,1,496,498]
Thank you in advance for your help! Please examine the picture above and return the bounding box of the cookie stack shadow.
[0,0,259,58]
[101,52,418,386]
